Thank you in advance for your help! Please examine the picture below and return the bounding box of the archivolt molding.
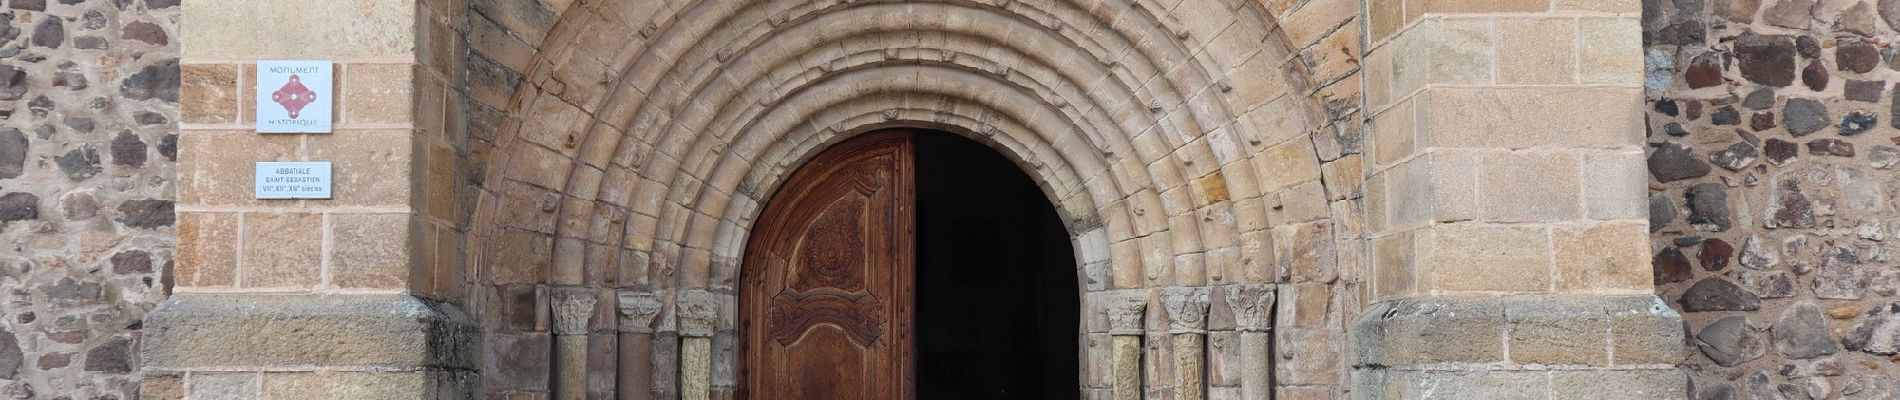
[464,0,1346,397]
[473,0,1330,295]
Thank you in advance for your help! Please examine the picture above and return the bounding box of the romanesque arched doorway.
[738,130,1078,399]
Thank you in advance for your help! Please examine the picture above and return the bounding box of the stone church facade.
[0,0,1891,399]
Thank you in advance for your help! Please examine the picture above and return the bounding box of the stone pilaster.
[147,1,475,398]
[1225,284,1276,400]
[1357,0,1686,397]
[1104,291,1148,400]
[616,291,664,400]
[676,290,719,400]
[551,288,598,400]
[1163,288,1211,400]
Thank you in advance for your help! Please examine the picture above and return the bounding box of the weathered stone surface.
[1738,33,1799,86]
[111,250,153,275]
[1711,142,1759,170]
[1686,183,1733,231]
[116,199,173,229]
[1765,0,1818,28]
[1870,145,1900,168]
[1687,53,1727,89]
[82,336,132,373]
[1764,138,1800,164]
[1844,303,1900,355]
[144,294,478,369]
[1846,80,1885,102]
[1739,235,1779,269]
[0,327,18,380]
[1681,278,1762,311]
[1882,0,1900,31]
[1807,138,1856,156]
[1802,61,1828,91]
[1651,194,1678,231]
[1767,179,1816,228]
[1652,142,1714,182]
[1839,42,1883,73]
[1814,247,1867,300]
[1774,302,1839,359]
[121,59,179,102]
[54,146,100,180]
[1699,238,1734,271]
[110,131,147,168]
[1696,316,1766,366]
[31,17,61,48]
[0,128,23,179]
[1783,98,1829,135]
[0,193,39,223]
[1740,270,1797,298]
[1720,0,1764,22]
[122,20,167,45]
[0,66,23,101]
[1713,105,1742,125]
[1839,111,1878,135]
[1656,247,1695,284]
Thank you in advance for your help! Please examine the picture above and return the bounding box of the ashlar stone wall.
[1646,0,1900,398]
[0,0,179,398]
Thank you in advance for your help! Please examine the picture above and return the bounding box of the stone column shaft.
[1163,288,1211,400]
[1105,291,1148,400]
[617,290,664,400]
[552,289,598,400]
[1226,285,1276,400]
[677,290,719,400]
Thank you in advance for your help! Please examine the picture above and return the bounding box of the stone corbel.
[1103,290,1148,400]
[616,290,664,400]
[676,290,720,400]
[550,288,599,400]
[1225,284,1276,400]
[1162,288,1211,400]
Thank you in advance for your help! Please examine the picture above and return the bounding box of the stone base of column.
[140,294,478,399]
[1350,295,1688,400]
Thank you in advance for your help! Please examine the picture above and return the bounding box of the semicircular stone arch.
[462,0,1352,397]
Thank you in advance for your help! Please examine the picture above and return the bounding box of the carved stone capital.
[617,290,664,333]
[677,290,720,337]
[550,288,598,336]
[1104,291,1148,335]
[1161,287,1211,334]
[1225,284,1277,333]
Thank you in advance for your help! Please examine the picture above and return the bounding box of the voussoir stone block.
[142,294,477,370]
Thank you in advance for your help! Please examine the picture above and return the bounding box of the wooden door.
[741,131,915,400]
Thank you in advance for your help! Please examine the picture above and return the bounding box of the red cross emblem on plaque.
[272,74,318,119]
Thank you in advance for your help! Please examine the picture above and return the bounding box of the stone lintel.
[142,294,476,371]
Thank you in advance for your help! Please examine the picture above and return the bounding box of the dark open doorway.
[914,132,1081,399]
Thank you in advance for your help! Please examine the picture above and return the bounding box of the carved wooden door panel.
[741,131,914,400]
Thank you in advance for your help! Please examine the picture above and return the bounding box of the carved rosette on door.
[740,132,915,400]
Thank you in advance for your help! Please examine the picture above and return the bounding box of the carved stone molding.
[617,290,665,333]
[1103,290,1149,335]
[1161,287,1211,334]
[550,288,598,336]
[677,290,720,338]
[1224,284,1276,333]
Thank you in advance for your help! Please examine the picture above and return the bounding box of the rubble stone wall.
[1645,0,1900,397]
[0,0,179,398]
